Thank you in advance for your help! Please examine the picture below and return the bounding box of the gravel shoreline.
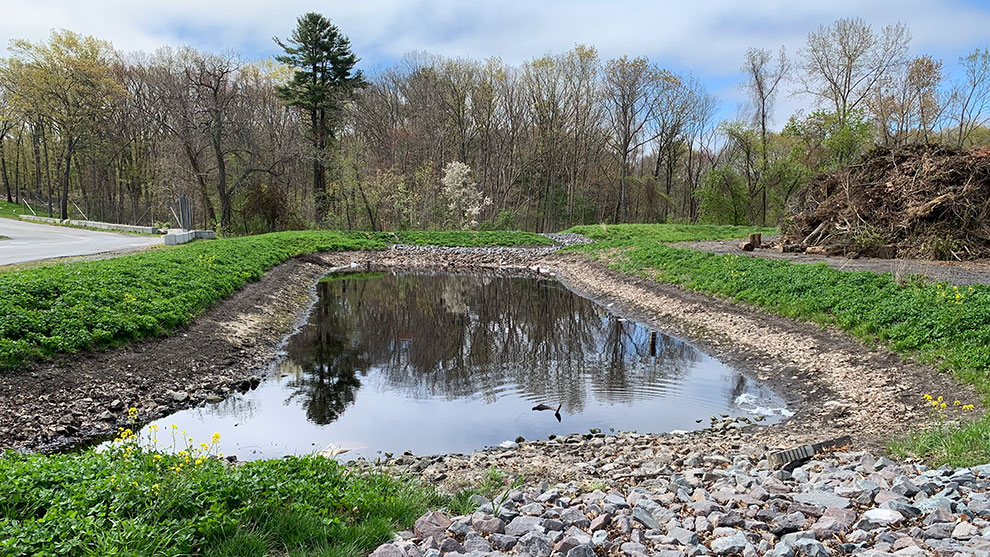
[368,427,990,556]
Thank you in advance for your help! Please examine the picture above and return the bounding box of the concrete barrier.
[164,230,196,245]
[20,214,160,235]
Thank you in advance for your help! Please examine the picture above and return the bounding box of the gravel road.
[674,236,990,286]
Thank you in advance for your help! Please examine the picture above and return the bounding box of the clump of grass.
[0,422,444,556]
[445,465,524,516]
[890,394,984,466]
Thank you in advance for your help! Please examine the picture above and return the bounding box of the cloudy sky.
[3,0,990,125]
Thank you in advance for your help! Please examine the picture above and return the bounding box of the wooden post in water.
[649,331,657,357]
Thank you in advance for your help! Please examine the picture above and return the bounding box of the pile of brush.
[783,144,990,260]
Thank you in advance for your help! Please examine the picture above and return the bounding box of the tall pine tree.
[275,13,365,223]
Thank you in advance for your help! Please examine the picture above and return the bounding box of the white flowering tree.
[441,161,491,229]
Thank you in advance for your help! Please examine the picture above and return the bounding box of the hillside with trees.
[0,15,988,233]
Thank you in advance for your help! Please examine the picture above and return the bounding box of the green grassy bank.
[1,433,443,557]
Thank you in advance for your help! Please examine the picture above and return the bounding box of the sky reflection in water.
[141,272,787,460]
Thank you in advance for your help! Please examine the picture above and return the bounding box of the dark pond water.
[137,272,789,460]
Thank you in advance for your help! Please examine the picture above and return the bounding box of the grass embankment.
[566,224,990,465]
[1,431,444,556]
[0,200,27,219]
[0,229,549,371]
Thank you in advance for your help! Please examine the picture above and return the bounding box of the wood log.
[748,233,762,248]
[738,241,755,252]
[803,221,829,246]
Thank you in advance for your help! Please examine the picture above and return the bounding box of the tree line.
[0,15,988,232]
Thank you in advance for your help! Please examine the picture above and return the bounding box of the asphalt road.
[0,218,162,266]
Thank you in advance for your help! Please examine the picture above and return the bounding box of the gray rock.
[489,533,517,551]
[517,531,553,557]
[883,500,921,519]
[916,497,955,514]
[447,521,470,536]
[536,489,560,503]
[667,525,700,545]
[604,493,629,508]
[768,541,795,557]
[792,538,830,557]
[414,511,452,543]
[463,532,491,553]
[566,545,596,557]
[519,502,544,515]
[710,533,748,555]
[370,544,405,557]
[951,521,979,539]
[631,506,662,530]
[590,513,610,532]
[857,508,903,530]
[472,516,504,535]
[892,478,920,497]
[792,492,852,509]
[439,537,466,554]
[592,530,608,546]
[772,512,807,535]
[620,541,647,556]
[560,507,591,528]
[811,515,850,539]
[714,510,745,528]
[506,516,544,537]
[781,530,815,545]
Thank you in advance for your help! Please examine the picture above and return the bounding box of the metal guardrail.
[19,215,160,235]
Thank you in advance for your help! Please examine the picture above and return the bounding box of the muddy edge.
[0,247,977,454]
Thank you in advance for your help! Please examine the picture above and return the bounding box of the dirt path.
[0,246,977,454]
[675,236,990,285]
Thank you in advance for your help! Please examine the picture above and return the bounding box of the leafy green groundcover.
[565,224,990,465]
[0,438,441,556]
[566,223,776,243]
[0,229,549,371]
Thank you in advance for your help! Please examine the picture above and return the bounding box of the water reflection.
[287,273,706,422]
[136,272,788,460]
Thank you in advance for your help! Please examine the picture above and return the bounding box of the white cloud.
[2,0,988,128]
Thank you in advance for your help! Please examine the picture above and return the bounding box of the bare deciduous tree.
[799,18,910,126]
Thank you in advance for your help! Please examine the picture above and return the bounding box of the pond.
[138,272,789,460]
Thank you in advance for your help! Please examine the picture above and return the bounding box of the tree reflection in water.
[283,272,705,425]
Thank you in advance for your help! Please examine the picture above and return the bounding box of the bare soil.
[0,246,978,454]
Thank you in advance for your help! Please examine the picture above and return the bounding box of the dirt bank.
[0,245,977,454]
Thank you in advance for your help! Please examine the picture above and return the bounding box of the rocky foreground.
[368,429,990,557]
